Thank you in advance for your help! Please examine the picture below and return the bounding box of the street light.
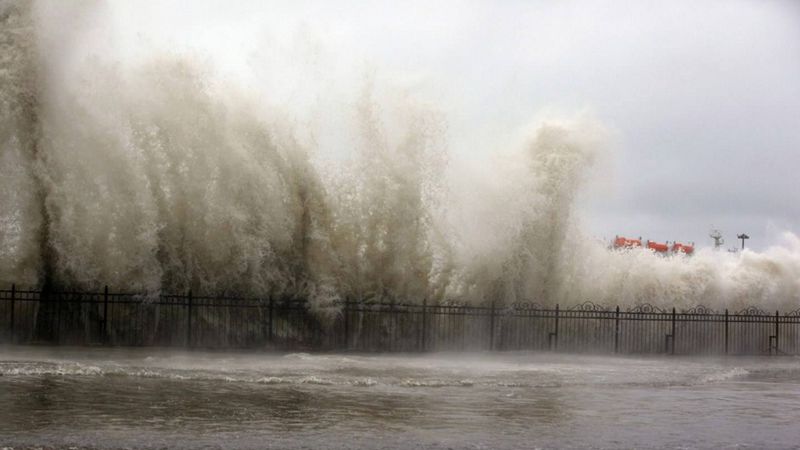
[737,233,749,250]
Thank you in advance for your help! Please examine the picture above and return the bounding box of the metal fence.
[1,285,798,355]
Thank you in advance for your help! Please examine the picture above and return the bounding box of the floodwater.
[1,346,799,449]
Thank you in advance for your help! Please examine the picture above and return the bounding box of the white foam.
[700,367,749,384]
[2,2,800,312]
[399,378,475,388]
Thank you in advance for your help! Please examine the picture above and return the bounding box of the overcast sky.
[96,0,800,250]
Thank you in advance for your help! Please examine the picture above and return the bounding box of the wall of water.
[1,1,799,311]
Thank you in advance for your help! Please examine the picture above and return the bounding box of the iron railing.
[1,285,797,355]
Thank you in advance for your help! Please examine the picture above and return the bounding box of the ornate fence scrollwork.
[511,302,544,311]
[785,308,800,317]
[735,306,768,316]
[569,301,608,312]
[626,304,666,314]
[440,300,467,307]
[682,305,716,314]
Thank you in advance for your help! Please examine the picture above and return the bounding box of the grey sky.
[102,0,800,250]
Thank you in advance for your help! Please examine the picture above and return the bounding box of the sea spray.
[458,118,608,305]
[2,1,800,312]
[0,1,43,286]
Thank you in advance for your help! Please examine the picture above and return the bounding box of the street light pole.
[737,233,749,250]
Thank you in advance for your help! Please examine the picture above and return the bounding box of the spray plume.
[1,1,799,312]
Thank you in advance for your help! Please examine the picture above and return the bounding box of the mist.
[1,0,799,312]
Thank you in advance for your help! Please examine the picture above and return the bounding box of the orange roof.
[614,236,642,248]
[647,241,669,252]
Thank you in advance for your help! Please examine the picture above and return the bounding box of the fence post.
[774,310,780,355]
[489,301,496,351]
[268,296,274,343]
[556,304,560,350]
[9,284,15,344]
[614,305,620,354]
[549,304,560,351]
[724,309,729,355]
[186,290,193,348]
[102,285,109,344]
[671,307,676,355]
[260,297,267,346]
[343,299,349,350]
[421,298,427,352]
[55,290,61,345]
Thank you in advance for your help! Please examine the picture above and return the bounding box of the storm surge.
[1,2,799,312]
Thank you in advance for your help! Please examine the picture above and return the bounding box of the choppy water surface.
[1,347,800,449]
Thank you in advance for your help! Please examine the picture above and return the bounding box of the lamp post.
[737,233,749,250]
